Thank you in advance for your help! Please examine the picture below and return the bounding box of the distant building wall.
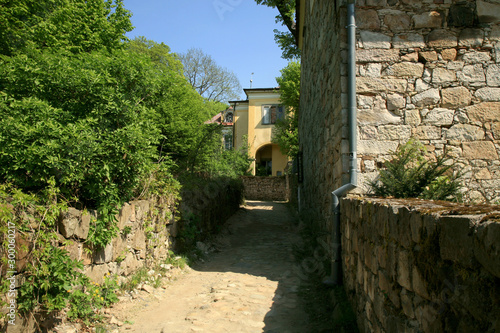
[241,176,288,201]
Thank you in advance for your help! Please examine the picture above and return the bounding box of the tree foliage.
[368,139,463,201]
[178,48,242,103]
[273,61,300,157]
[254,0,300,60]
[0,0,133,55]
[0,0,247,252]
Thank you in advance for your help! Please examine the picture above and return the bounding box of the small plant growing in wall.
[368,138,462,201]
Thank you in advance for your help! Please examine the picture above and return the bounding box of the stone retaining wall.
[241,176,288,201]
[59,196,177,284]
[341,197,500,332]
[1,178,243,287]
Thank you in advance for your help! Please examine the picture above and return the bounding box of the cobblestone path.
[115,201,313,333]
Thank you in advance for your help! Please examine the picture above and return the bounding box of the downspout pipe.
[324,1,357,286]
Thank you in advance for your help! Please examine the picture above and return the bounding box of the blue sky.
[122,0,290,100]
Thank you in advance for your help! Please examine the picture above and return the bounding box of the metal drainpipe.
[324,1,357,286]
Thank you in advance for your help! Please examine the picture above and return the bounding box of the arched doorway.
[255,144,273,176]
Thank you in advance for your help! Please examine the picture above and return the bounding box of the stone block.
[357,77,407,93]
[445,124,485,141]
[85,262,117,284]
[402,52,419,62]
[356,49,400,63]
[61,240,82,262]
[427,29,458,48]
[474,221,500,278]
[413,11,443,29]
[439,216,479,267]
[448,3,475,27]
[405,109,421,126]
[459,29,485,48]
[492,122,500,140]
[360,31,391,49]
[384,62,424,77]
[385,13,411,32]
[358,140,399,155]
[419,51,438,63]
[365,0,387,6]
[112,235,128,261]
[462,141,499,160]
[377,125,412,141]
[457,64,486,86]
[131,230,146,251]
[466,102,500,123]
[400,289,415,318]
[441,86,472,108]
[398,207,412,248]
[397,250,413,291]
[118,203,132,229]
[361,63,382,77]
[432,68,457,85]
[94,243,113,264]
[412,266,430,300]
[387,93,406,111]
[393,33,425,49]
[386,242,398,280]
[356,10,381,30]
[409,211,423,244]
[411,88,440,107]
[58,208,90,240]
[475,88,500,102]
[118,252,144,276]
[411,126,442,140]
[487,64,500,87]
[423,108,454,126]
[378,269,392,295]
[477,0,500,24]
[441,48,457,61]
[462,51,491,64]
[133,200,150,221]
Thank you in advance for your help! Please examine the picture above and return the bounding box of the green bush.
[368,139,462,201]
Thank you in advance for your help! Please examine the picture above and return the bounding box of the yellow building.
[229,88,289,176]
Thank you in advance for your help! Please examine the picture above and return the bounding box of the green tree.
[179,48,242,103]
[128,36,183,74]
[0,0,133,55]
[254,0,300,60]
[273,61,300,157]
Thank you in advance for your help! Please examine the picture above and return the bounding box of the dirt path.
[107,201,313,333]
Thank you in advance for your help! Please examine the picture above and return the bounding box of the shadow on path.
[191,200,317,332]
[121,200,334,333]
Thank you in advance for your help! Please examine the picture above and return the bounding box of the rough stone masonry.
[299,0,500,225]
[354,0,500,205]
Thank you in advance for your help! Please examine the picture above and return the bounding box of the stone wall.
[299,0,500,232]
[353,0,500,203]
[1,178,243,286]
[179,177,244,245]
[241,176,288,201]
[341,197,500,332]
[299,0,344,227]
[58,196,178,284]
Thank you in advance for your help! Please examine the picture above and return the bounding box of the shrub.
[368,139,462,201]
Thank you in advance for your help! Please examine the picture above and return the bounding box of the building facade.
[230,88,289,176]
